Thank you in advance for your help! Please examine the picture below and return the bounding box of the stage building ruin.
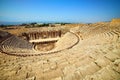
[20,30,62,51]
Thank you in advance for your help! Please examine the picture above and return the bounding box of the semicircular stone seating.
[0,31,79,56]
[51,32,79,51]
[0,34,34,54]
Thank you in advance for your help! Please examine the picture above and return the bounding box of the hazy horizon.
[0,20,112,25]
[0,0,120,24]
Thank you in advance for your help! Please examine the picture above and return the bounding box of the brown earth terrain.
[0,18,120,80]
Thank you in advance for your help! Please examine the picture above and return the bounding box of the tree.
[0,24,6,28]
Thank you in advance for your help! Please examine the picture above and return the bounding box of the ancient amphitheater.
[0,19,120,80]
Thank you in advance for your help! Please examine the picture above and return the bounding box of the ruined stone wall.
[22,30,61,41]
[110,18,120,26]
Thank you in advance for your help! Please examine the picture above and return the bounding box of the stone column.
[32,33,35,40]
[56,31,58,37]
[53,31,55,38]
[34,33,36,39]
[41,32,43,39]
[32,33,34,40]
[31,33,33,40]
[30,33,32,40]
[37,33,38,39]
[54,31,56,37]
[52,31,53,38]
[36,32,38,39]
[39,32,41,39]
[29,33,31,40]
[58,30,61,37]
[28,34,30,40]
[50,31,52,38]
[46,31,48,38]
[47,31,49,38]
[33,33,35,39]
[37,32,38,39]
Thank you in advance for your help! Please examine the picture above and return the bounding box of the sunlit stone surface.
[0,19,120,80]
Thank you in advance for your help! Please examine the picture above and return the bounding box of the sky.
[0,0,120,23]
